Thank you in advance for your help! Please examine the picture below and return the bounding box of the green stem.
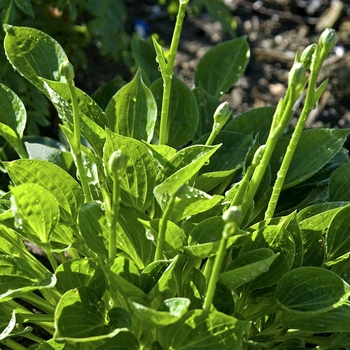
[203,256,215,281]
[44,247,58,271]
[159,0,189,145]
[239,90,296,224]
[264,48,332,220]
[155,195,176,260]
[203,221,236,311]
[0,338,27,350]
[108,175,121,265]
[66,79,93,202]
[20,313,54,323]
[21,292,56,315]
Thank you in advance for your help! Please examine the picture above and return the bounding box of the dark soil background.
[76,0,350,131]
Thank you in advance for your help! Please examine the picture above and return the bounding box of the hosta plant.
[1,1,350,349]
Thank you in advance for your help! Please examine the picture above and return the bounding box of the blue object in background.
[134,19,149,39]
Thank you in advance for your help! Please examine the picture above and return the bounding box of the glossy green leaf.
[195,36,250,97]
[131,36,161,86]
[275,267,350,314]
[0,83,27,156]
[95,331,140,350]
[193,85,221,137]
[54,286,126,342]
[0,226,28,257]
[195,170,236,192]
[105,69,157,142]
[4,25,68,92]
[50,224,75,252]
[271,129,350,189]
[297,202,346,230]
[0,255,56,302]
[225,106,275,144]
[196,131,254,172]
[107,258,146,301]
[41,79,107,156]
[79,201,153,268]
[129,297,190,326]
[55,258,107,298]
[154,145,220,210]
[282,303,350,332]
[300,229,325,267]
[25,141,74,174]
[182,268,207,310]
[158,309,248,350]
[240,222,295,289]
[139,219,185,259]
[220,249,278,291]
[10,183,59,246]
[329,163,350,201]
[326,205,350,263]
[170,185,223,223]
[4,159,84,225]
[151,75,199,148]
[139,260,169,295]
[104,130,158,211]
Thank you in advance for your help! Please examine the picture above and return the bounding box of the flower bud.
[319,28,337,55]
[300,44,316,70]
[223,206,242,224]
[108,150,126,176]
[213,102,231,128]
[288,62,307,97]
[59,61,75,81]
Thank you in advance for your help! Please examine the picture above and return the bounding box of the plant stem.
[158,0,189,145]
[44,247,58,271]
[66,78,93,202]
[155,194,176,260]
[108,173,121,265]
[0,338,27,350]
[265,44,333,220]
[203,220,236,311]
[20,292,56,314]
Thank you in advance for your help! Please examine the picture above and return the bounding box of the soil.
[75,0,350,132]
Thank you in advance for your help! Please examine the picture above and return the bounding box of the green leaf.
[154,145,220,210]
[54,286,127,342]
[194,170,236,192]
[271,129,350,189]
[0,255,56,302]
[195,36,250,97]
[240,221,295,289]
[105,69,157,142]
[224,106,275,144]
[104,130,158,211]
[25,140,74,174]
[4,25,68,92]
[10,183,60,246]
[41,79,107,156]
[326,205,350,262]
[108,259,147,301]
[129,297,190,327]
[79,201,153,268]
[55,258,107,298]
[158,309,248,350]
[139,219,185,259]
[329,163,350,201]
[220,249,278,291]
[4,159,84,225]
[14,0,34,17]
[169,185,223,223]
[300,229,325,267]
[282,303,350,332]
[275,267,350,314]
[131,36,161,86]
[182,268,207,310]
[196,131,254,172]
[193,85,221,138]
[0,83,27,156]
[139,260,169,295]
[95,331,140,350]
[151,75,199,148]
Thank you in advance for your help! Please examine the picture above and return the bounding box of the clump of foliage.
[1,0,350,349]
